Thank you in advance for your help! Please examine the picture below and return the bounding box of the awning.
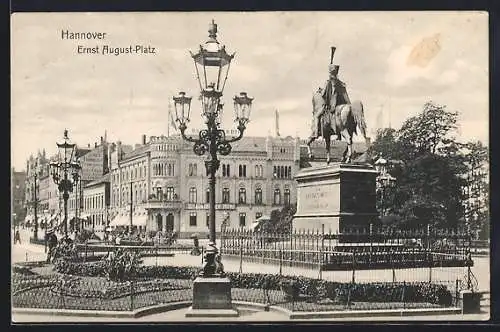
[109,214,131,227]
[133,213,148,226]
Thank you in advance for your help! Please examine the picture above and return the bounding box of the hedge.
[51,261,452,305]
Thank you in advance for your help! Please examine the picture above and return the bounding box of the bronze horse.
[306,90,369,164]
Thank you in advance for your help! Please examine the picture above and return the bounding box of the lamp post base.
[186,276,238,317]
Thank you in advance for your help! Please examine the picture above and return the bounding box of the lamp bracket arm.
[179,126,200,143]
[224,125,245,143]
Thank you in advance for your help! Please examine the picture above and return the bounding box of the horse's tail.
[351,100,368,140]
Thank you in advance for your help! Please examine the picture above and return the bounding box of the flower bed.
[50,260,452,306]
[49,276,190,300]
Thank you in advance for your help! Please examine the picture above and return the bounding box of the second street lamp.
[49,130,80,238]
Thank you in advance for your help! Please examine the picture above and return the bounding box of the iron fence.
[221,225,473,272]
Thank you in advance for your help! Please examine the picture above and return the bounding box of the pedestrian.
[46,228,58,263]
[14,228,21,244]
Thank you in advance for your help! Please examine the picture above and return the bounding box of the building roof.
[230,136,268,153]
[121,144,150,162]
[85,172,110,187]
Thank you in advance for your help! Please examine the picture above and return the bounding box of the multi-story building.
[67,139,108,229]
[108,133,301,237]
[11,168,26,227]
[81,173,110,235]
[22,133,369,237]
[24,151,48,226]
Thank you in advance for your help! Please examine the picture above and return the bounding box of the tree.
[398,101,458,156]
[369,101,467,228]
[264,204,297,234]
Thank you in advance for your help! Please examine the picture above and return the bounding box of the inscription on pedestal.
[293,163,378,233]
[192,277,233,310]
[299,184,338,215]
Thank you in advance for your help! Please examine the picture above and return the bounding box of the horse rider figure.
[310,64,351,142]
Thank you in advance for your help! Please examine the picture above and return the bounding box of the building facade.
[11,168,26,227]
[24,151,48,226]
[80,173,110,235]
[108,134,301,237]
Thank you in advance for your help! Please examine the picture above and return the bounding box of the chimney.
[100,136,104,143]
[88,144,91,148]
[116,141,122,161]
[142,134,146,145]
[95,142,98,148]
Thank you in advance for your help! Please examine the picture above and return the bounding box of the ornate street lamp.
[71,161,81,232]
[375,157,396,217]
[174,20,253,278]
[49,130,81,238]
[29,159,42,240]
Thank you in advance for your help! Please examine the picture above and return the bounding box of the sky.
[11,11,489,171]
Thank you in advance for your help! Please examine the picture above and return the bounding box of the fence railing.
[221,225,472,270]
[12,262,467,313]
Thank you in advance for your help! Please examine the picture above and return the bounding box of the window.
[284,188,291,205]
[222,188,230,204]
[239,213,246,227]
[206,214,210,227]
[222,164,231,177]
[189,187,197,203]
[168,164,172,176]
[238,188,247,204]
[255,165,263,178]
[189,212,197,226]
[238,164,247,177]
[255,188,263,205]
[274,188,281,205]
[188,163,198,176]
[206,189,210,203]
[272,165,292,179]
[155,187,163,199]
[166,187,175,200]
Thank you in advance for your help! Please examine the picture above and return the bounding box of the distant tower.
[275,109,280,137]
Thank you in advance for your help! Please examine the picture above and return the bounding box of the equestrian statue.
[306,47,369,164]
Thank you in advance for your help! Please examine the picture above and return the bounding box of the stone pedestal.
[293,163,379,234]
[185,277,239,317]
[460,290,481,314]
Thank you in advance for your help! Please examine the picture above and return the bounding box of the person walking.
[46,228,58,263]
[14,228,21,244]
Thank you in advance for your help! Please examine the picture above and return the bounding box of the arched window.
[255,188,262,205]
[284,188,291,205]
[238,188,247,204]
[273,188,281,205]
[288,166,292,178]
[222,188,230,204]
[189,187,197,203]
[166,187,175,200]
[206,188,210,203]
